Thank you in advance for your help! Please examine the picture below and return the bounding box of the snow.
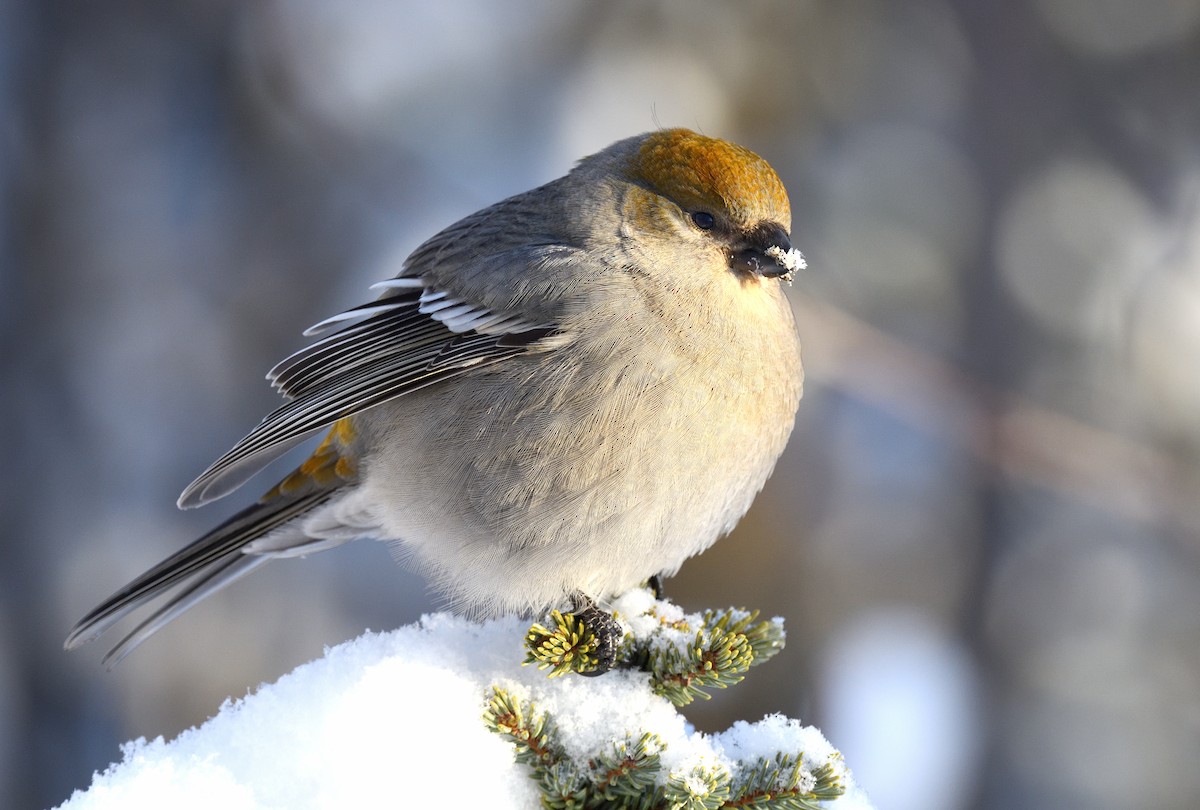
[765,244,807,282]
[58,593,874,809]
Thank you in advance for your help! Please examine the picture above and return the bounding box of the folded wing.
[178,255,572,509]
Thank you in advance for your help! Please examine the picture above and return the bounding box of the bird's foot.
[569,593,622,677]
[647,574,665,600]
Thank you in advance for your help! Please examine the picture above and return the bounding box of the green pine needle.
[483,684,848,810]
[522,596,788,707]
[525,610,611,677]
[500,595,849,809]
[481,686,563,770]
[725,752,846,810]
[663,765,733,810]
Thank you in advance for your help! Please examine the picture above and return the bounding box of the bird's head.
[589,128,805,283]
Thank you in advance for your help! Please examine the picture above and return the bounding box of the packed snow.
[58,592,873,809]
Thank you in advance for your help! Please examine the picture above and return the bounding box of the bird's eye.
[691,211,716,230]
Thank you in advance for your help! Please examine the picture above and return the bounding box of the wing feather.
[269,307,439,397]
[300,298,415,336]
[178,274,564,509]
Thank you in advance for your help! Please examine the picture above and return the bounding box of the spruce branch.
[482,685,564,771]
[497,593,853,809]
[522,592,788,706]
[662,765,733,810]
[588,732,663,800]
[648,623,754,706]
[525,610,615,677]
[538,760,590,810]
[725,752,846,810]
[634,605,786,707]
[483,687,848,810]
[717,610,786,667]
[584,733,668,810]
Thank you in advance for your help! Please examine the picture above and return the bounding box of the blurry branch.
[793,293,1200,537]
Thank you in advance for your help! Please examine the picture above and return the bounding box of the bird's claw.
[569,594,622,677]
[647,574,665,600]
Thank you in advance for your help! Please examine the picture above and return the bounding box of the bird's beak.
[730,222,806,283]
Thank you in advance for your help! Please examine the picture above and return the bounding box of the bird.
[65,128,806,671]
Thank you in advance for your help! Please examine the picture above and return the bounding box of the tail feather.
[101,554,270,668]
[64,489,335,657]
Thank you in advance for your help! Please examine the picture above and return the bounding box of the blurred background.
[5,1,1200,807]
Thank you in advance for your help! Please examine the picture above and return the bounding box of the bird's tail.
[64,489,336,667]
